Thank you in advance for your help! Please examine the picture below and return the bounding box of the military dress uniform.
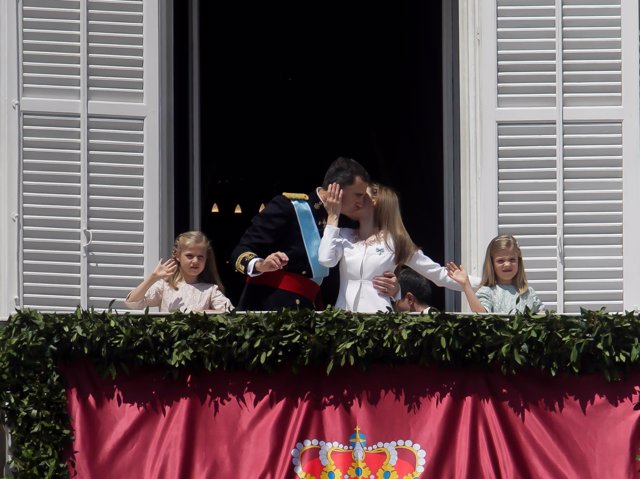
[231,189,351,311]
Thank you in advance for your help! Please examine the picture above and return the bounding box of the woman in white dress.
[318,183,478,313]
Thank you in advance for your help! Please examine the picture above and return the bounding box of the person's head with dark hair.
[321,156,370,189]
[394,267,432,312]
[320,156,370,220]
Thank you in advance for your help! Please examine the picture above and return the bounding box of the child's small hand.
[446,262,468,285]
[153,258,178,280]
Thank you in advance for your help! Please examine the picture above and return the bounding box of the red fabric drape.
[61,361,640,479]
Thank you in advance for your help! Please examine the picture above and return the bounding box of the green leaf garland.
[1,307,640,478]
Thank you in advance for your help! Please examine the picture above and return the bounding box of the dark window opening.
[174,1,450,309]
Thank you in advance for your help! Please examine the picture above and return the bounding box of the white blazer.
[318,225,477,313]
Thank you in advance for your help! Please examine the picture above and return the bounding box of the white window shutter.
[88,0,144,102]
[468,0,639,313]
[497,122,559,310]
[21,0,81,100]
[21,114,82,310]
[497,0,557,107]
[562,121,623,312]
[87,117,145,310]
[562,2,622,107]
[18,0,159,312]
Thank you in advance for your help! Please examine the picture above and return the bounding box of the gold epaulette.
[282,192,309,201]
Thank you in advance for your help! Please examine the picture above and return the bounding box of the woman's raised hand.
[325,182,343,225]
[446,262,469,286]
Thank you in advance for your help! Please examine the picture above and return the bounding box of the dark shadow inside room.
[173,1,451,308]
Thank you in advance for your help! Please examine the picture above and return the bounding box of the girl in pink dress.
[126,231,233,313]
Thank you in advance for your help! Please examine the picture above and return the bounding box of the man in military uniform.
[231,156,398,311]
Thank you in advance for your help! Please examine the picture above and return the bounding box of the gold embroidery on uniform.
[235,251,257,273]
[282,192,309,201]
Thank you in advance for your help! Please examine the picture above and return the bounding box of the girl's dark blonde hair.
[481,234,528,294]
[167,230,225,292]
[368,183,418,266]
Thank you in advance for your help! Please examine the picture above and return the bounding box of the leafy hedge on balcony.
[1,307,640,478]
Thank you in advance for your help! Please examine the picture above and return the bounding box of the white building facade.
[1,0,638,317]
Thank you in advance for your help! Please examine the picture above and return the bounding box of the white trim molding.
[0,0,19,319]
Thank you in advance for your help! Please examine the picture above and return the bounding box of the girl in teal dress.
[446,234,544,314]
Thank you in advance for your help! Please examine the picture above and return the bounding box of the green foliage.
[1,306,640,477]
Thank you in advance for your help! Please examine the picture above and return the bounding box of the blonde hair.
[481,234,528,294]
[369,183,418,266]
[167,230,225,292]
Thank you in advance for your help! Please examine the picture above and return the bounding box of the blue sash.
[291,199,330,284]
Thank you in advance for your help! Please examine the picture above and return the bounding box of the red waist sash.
[247,270,321,305]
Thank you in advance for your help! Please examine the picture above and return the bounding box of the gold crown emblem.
[291,427,426,479]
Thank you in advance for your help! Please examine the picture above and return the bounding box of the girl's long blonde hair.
[167,231,225,292]
[481,234,528,294]
[369,183,418,266]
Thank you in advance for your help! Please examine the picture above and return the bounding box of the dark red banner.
[61,361,640,478]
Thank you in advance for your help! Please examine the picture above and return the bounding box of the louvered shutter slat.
[562,1,622,106]
[22,0,81,99]
[561,121,623,312]
[87,117,145,308]
[497,122,558,307]
[497,0,557,107]
[88,0,143,102]
[21,114,82,310]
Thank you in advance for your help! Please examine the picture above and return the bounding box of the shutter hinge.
[10,213,18,222]
[11,100,19,111]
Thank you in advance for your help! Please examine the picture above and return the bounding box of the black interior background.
[173,1,447,308]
